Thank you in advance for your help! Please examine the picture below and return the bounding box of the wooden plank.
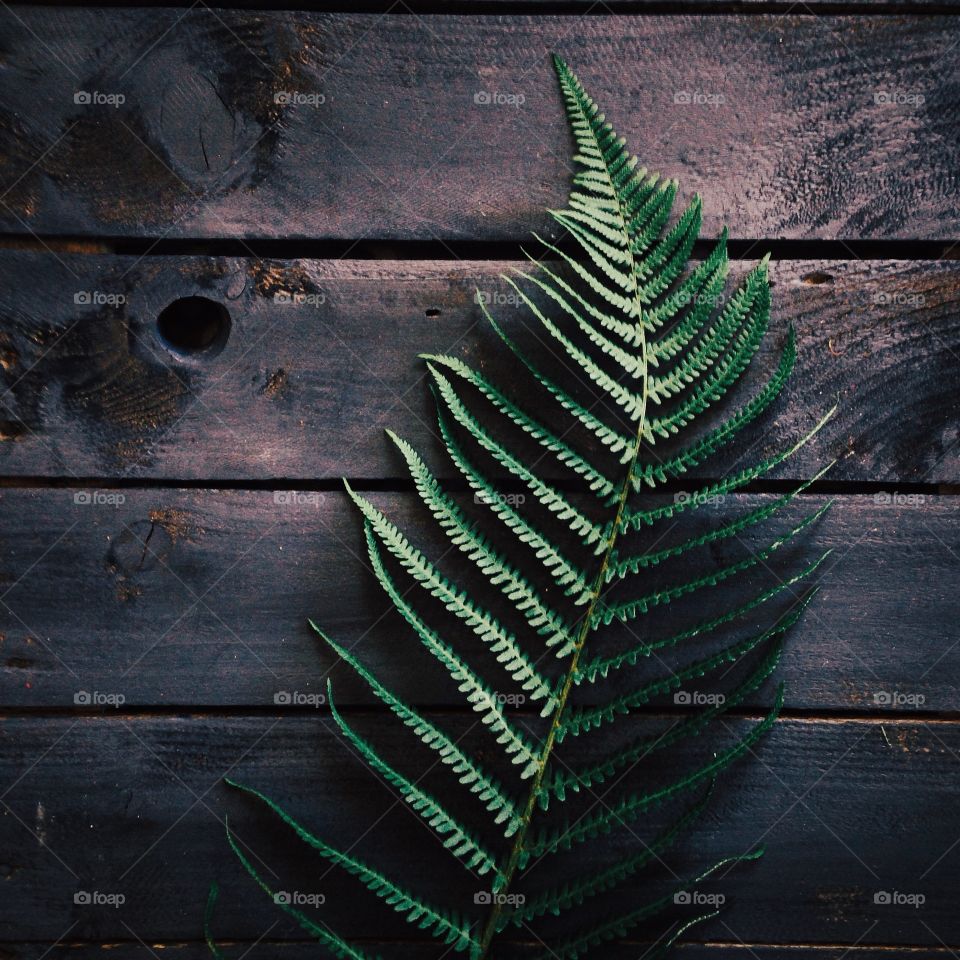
[0,254,957,483]
[0,945,952,960]
[0,713,957,946]
[0,11,957,240]
[0,489,956,712]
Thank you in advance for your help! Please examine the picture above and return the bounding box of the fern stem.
[476,148,652,948]
[476,389,648,957]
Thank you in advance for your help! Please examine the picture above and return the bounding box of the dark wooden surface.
[0,255,957,483]
[1,10,959,241]
[0,2,958,959]
[1,715,958,946]
[0,490,956,712]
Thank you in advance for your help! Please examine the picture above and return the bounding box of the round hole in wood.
[157,297,231,357]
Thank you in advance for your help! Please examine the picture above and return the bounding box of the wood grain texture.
[0,10,958,240]
[0,5,957,957]
[0,714,956,947]
[0,489,955,712]
[0,254,956,483]
[0,947,953,960]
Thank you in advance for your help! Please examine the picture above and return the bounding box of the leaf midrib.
[474,81,651,958]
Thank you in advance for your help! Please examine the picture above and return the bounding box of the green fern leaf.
[312,622,523,833]
[222,793,477,953]
[327,682,499,876]
[505,785,714,927]
[537,850,763,960]
[210,51,837,960]
[549,639,788,800]
[210,835,384,960]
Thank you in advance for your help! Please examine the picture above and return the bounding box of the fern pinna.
[208,54,835,959]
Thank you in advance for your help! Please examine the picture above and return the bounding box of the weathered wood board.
[0,255,956,483]
[0,490,955,712]
[1,1,958,957]
[0,947,953,960]
[0,715,956,946]
[0,12,958,241]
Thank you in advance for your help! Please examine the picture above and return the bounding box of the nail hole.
[157,297,231,357]
[425,308,441,318]
[800,271,834,286]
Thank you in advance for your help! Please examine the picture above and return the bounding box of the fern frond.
[327,682,499,876]
[620,406,837,531]
[345,483,557,706]
[646,232,728,341]
[507,270,644,377]
[507,785,714,927]
[363,525,543,774]
[625,402,837,523]
[387,426,573,650]
[219,827,384,960]
[223,789,478,953]
[646,259,771,443]
[632,329,797,490]
[561,599,808,741]
[525,687,783,857]
[550,638,787,800]
[435,408,593,609]
[646,260,766,406]
[596,503,831,627]
[428,365,609,548]
[515,258,642,347]
[537,850,763,960]
[420,355,615,498]
[215,51,836,960]
[577,558,826,686]
[609,462,834,581]
[219,824,380,960]
[311,623,522,833]
[479,301,638,461]
[634,197,702,301]
[204,884,227,960]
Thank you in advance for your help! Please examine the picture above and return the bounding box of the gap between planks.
[1,707,957,724]
[0,478,954,496]
[1,236,959,261]
[8,0,960,13]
